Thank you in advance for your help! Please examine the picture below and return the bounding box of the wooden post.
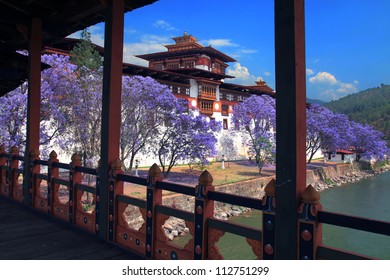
[29,149,40,208]
[109,158,124,241]
[69,153,82,225]
[274,0,307,259]
[99,0,125,241]
[48,151,59,215]
[298,185,322,259]
[194,170,214,259]
[0,144,8,197]
[146,163,163,259]
[262,179,277,259]
[23,17,42,207]
[10,146,21,202]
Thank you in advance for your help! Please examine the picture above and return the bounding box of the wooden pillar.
[194,170,214,259]
[23,17,42,207]
[145,163,163,259]
[297,185,322,259]
[262,179,277,259]
[274,0,307,259]
[99,0,125,240]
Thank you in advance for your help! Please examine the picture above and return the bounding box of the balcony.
[199,100,214,116]
[198,90,216,100]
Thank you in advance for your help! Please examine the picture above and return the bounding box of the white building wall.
[189,79,198,98]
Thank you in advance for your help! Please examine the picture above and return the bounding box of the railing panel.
[317,245,374,260]
[33,172,49,213]
[115,198,147,257]
[208,218,262,260]
[116,173,147,185]
[34,159,48,166]
[52,162,71,170]
[52,177,70,222]
[318,210,390,236]
[156,181,194,196]
[154,210,194,260]
[74,187,96,233]
[208,190,263,210]
[75,166,98,176]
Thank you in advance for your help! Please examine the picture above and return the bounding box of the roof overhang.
[0,52,50,97]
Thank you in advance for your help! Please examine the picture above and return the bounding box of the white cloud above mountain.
[308,71,358,101]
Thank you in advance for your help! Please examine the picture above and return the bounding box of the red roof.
[336,149,355,155]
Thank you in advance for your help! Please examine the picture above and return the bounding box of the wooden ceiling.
[0,0,157,96]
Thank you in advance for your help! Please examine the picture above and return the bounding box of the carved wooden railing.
[1,144,389,260]
[0,145,24,202]
[110,161,266,260]
[297,185,390,260]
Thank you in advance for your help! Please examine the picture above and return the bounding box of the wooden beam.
[23,17,42,206]
[274,0,306,259]
[98,0,124,240]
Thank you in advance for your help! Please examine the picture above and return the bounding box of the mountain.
[325,84,390,145]
[307,98,326,105]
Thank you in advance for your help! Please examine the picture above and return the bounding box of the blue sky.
[70,0,390,102]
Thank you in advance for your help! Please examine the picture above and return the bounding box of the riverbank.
[310,163,390,192]
[124,161,390,241]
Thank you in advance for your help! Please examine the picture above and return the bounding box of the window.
[237,95,243,102]
[185,88,190,95]
[222,104,229,116]
[227,94,233,101]
[223,119,228,130]
[156,64,164,70]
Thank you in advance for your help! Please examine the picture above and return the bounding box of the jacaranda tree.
[306,104,354,163]
[0,54,77,157]
[120,75,177,171]
[232,95,276,174]
[348,121,389,161]
[154,102,220,178]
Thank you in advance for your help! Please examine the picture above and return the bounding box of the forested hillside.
[307,98,326,105]
[325,84,390,145]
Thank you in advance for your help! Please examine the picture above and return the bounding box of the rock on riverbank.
[312,165,390,192]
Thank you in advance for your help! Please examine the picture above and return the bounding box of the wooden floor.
[0,197,142,260]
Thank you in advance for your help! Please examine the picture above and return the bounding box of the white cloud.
[153,20,177,31]
[308,70,359,101]
[226,63,263,85]
[264,71,271,77]
[306,68,314,76]
[240,48,258,54]
[309,71,337,85]
[123,34,170,65]
[336,82,358,94]
[200,39,238,47]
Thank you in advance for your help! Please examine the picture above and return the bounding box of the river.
[218,171,390,259]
